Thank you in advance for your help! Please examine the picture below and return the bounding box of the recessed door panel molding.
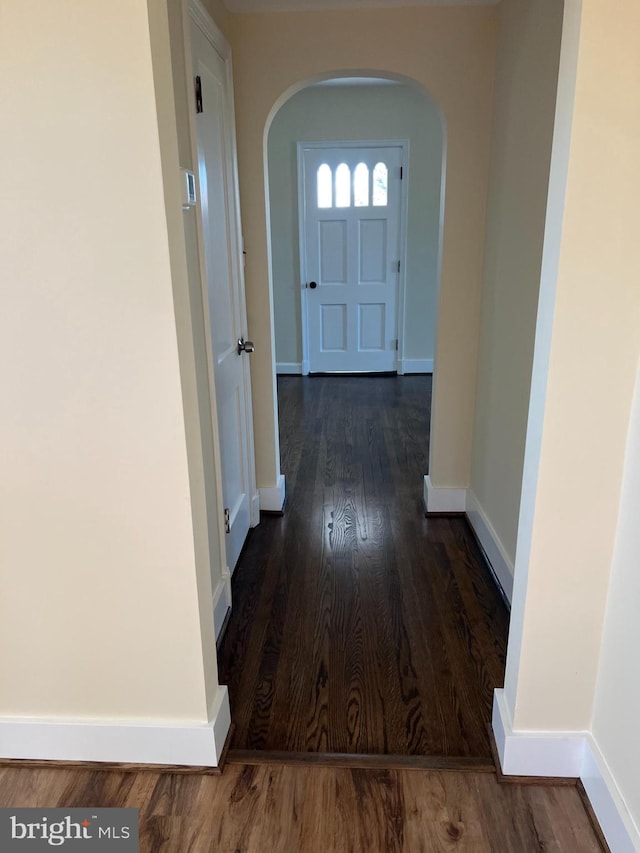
[219,387,245,508]
[358,303,386,352]
[359,219,387,284]
[321,304,347,351]
[299,141,407,373]
[319,220,348,284]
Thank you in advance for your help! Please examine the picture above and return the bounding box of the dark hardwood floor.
[219,376,510,760]
[0,763,604,852]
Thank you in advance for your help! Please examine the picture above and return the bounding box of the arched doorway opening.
[264,72,446,459]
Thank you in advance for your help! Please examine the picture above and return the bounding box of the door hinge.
[194,75,203,114]
[396,260,401,273]
[395,339,399,351]
[400,166,403,180]
[224,507,230,534]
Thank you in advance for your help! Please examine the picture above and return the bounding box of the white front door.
[191,18,255,572]
[300,144,404,373]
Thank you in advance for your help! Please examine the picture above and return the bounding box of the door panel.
[319,221,347,283]
[301,145,403,373]
[321,304,347,351]
[191,20,253,572]
[359,219,387,282]
[359,303,385,351]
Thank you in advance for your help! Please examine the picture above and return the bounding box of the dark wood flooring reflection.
[218,376,509,760]
[0,764,604,852]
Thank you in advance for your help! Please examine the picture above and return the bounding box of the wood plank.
[219,376,510,758]
[0,759,222,776]
[226,749,495,771]
[0,763,605,852]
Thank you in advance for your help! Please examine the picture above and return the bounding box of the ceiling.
[311,76,402,86]
[225,0,498,14]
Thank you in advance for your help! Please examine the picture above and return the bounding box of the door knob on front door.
[237,337,255,355]
[308,281,317,289]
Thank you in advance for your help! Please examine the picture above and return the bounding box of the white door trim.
[189,0,229,59]
[183,0,259,583]
[182,1,228,581]
[296,139,409,376]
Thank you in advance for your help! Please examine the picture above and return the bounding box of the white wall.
[592,363,640,830]
[267,83,443,370]
[469,0,564,566]
[0,0,218,729]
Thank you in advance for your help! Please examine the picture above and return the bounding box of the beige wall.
[229,6,498,489]
[202,0,233,39]
[504,0,640,732]
[0,0,216,722]
[268,83,443,369]
[469,0,564,565]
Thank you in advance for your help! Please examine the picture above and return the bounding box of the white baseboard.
[250,490,260,527]
[398,358,433,374]
[0,688,231,768]
[582,736,640,853]
[211,687,231,766]
[465,489,514,603]
[276,362,302,375]
[492,690,585,777]
[277,360,433,376]
[492,689,640,852]
[212,571,231,638]
[259,474,286,512]
[423,474,466,513]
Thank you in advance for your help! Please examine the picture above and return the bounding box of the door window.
[317,163,332,208]
[335,163,351,208]
[354,163,369,207]
[315,161,388,209]
[372,162,388,207]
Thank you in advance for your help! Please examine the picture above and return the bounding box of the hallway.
[219,376,509,762]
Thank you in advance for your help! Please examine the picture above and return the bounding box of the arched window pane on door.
[353,163,369,207]
[372,162,388,207]
[317,164,332,208]
[335,163,351,208]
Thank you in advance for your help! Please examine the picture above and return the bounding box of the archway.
[263,72,447,475]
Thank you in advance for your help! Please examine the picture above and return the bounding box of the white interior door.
[300,144,404,373]
[191,18,255,572]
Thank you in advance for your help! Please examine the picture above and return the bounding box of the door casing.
[184,0,259,585]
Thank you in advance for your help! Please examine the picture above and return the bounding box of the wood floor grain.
[0,764,604,852]
[219,376,510,759]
